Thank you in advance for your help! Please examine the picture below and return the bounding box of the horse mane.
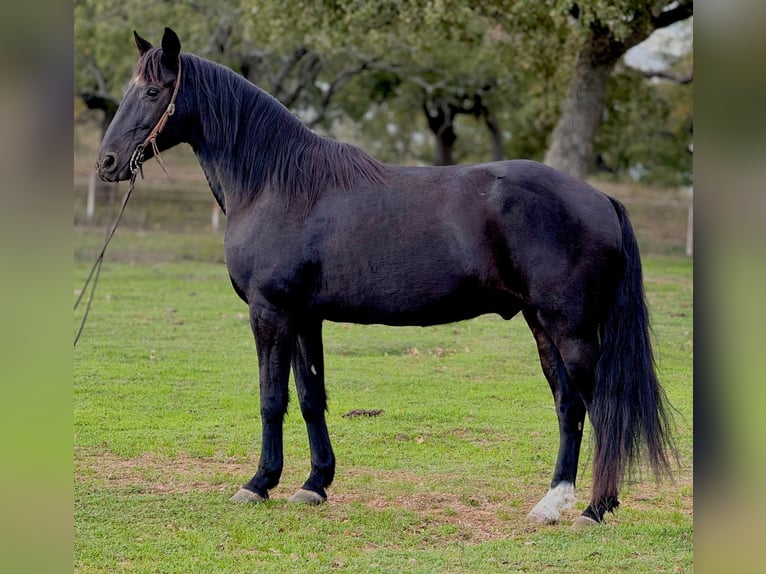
[135,49,389,208]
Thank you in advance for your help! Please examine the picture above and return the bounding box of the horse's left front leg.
[231,306,293,503]
[288,319,335,505]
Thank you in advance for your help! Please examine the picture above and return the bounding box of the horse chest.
[223,215,312,306]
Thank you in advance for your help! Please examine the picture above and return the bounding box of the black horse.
[96,28,673,526]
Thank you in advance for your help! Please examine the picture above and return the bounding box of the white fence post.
[212,202,221,232]
[686,203,693,257]
[87,168,97,219]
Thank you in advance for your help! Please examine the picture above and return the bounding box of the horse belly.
[320,291,498,326]
[315,263,515,326]
[309,197,520,325]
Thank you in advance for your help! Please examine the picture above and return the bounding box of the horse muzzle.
[96,150,131,182]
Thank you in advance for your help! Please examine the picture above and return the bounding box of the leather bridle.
[129,57,182,183]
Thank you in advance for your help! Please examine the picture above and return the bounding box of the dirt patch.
[342,409,385,418]
[334,488,537,542]
[75,448,257,495]
[76,449,548,540]
[76,448,692,540]
[326,468,571,542]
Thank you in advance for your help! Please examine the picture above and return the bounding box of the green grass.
[74,228,692,573]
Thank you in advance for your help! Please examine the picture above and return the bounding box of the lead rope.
[74,59,181,347]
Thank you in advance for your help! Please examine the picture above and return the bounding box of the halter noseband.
[130,57,182,183]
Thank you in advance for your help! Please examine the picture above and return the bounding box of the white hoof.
[526,482,575,524]
[527,508,560,524]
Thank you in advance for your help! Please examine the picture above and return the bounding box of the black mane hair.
[135,49,389,208]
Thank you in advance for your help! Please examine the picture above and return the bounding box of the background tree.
[541,0,693,178]
[595,59,693,186]
[74,0,692,182]
[251,1,553,166]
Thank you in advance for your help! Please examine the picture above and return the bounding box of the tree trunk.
[434,125,456,166]
[484,114,504,162]
[544,26,620,179]
[544,0,693,179]
[424,102,457,166]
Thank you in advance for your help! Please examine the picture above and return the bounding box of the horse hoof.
[571,515,600,529]
[287,488,326,505]
[230,488,266,503]
[526,482,573,525]
[526,510,559,525]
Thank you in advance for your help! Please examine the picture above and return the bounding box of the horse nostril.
[100,153,116,172]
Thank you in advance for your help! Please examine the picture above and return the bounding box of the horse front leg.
[231,307,293,503]
[288,319,335,505]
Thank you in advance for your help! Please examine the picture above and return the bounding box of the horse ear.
[161,27,181,68]
[133,31,153,55]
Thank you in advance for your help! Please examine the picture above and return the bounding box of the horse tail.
[589,197,675,512]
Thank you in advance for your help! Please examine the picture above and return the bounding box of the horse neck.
[185,56,315,206]
[184,55,387,213]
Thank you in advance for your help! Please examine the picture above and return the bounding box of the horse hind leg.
[556,331,621,528]
[534,310,619,527]
[523,309,586,524]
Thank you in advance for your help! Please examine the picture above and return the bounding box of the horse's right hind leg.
[523,309,587,524]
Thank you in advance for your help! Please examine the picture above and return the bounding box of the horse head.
[96,27,184,182]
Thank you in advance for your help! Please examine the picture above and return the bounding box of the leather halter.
[129,57,182,182]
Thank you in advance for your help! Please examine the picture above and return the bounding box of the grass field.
[74,214,693,573]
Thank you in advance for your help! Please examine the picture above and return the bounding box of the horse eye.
[146,87,160,98]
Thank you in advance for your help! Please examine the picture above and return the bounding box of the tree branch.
[280,52,322,109]
[652,1,694,30]
[272,47,311,101]
[84,59,107,95]
[307,58,377,128]
[639,67,693,84]
[78,89,119,114]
